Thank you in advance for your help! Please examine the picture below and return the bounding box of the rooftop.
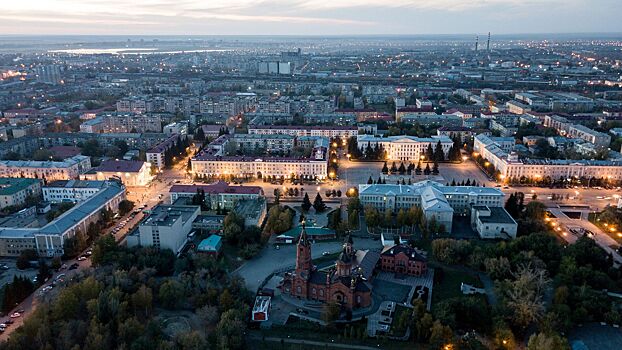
[96,160,146,173]
[169,181,263,195]
[142,205,199,227]
[0,178,40,196]
[197,235,222,252]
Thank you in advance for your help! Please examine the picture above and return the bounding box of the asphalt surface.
[235,237,382,293]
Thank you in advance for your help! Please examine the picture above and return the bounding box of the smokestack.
[475,35,479,52]
[487,32,491,52]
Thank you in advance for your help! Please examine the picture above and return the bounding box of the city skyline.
[1,0,621,36]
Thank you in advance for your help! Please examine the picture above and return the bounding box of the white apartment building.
[356,135,453,161]
[0,155,91,181]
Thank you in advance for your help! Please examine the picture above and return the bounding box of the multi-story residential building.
[399,113,462,127]
[543,114,611,148]
[232,134,295,153]
[246,113,294,125]
[169,181,263,209]
[248,125,358,139]
[474,134,622,181]
[0,178,42,209]
[146,134,184,170]
[0,156,91,181]
[82,160,153,187]
[303,113,356,126]
[43,180,109,203]
[39,132,172,152]
[356,135,453,161]
[0,181,125,257]
[163,122,188,136]
[81,112,165,134]
[127,204,200,255]
[359,181,506,233]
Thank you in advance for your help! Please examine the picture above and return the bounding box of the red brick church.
[280,223,375,310]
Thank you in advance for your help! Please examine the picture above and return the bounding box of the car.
[9,313,20,318]
[0,323,7,329]
[32,276,38,283]
[77,256,87,261]
[69,263,79,270]
[16,309,24,314]
[0,264,9,270]
[59,264,67,271]
[275,245,280,250]
[84,250,93,256]
[322,251,330,256]
[56,273,66,280]
[4,319,13,325]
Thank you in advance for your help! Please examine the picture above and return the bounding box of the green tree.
[301,193,312,211]
[118,200,135,216]
[158,279,184,309]
[313,193,327,212]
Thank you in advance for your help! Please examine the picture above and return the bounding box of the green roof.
[0,178,40,196]
[280,226,335,238]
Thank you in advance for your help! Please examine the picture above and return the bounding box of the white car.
[9,313,20,318]
[77,256,87,261]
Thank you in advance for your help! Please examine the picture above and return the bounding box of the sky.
[0,0,621,36]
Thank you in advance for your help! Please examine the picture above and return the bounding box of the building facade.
[0,156,91,181]
[280,230,374,310]
[356,135,453,161]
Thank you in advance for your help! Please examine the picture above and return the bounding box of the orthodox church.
[280,221,378,310]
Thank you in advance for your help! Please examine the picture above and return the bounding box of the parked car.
[77,256,87,261]
[9,313,21,318]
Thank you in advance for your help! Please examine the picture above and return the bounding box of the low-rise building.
[0,178,42,209]
[234,199,267,228]
[169,182,263,210]
[0,155,91,181]
[0,181,125,257]
[83,160,152,187]
[471,206,518,239]
[379,244,427,276]
[197,235,222,255]
[43,180,109,203]
[359,181,506,233]
[127,204,200,255]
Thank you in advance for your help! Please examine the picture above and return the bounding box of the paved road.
[0,256,91,341]
[548,207,622,266]
[235,237,382,292]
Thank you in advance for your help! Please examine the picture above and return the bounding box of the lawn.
[431,265,483,305]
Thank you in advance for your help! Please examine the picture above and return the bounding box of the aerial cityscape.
[0,2,622,349]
